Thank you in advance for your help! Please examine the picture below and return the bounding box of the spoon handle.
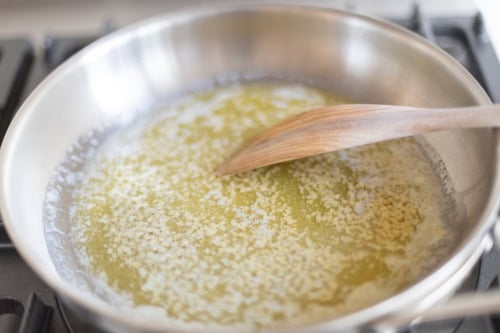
[363,104,500,131]
[217,104,500,175]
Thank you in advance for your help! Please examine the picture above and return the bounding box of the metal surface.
[0,4,499,333]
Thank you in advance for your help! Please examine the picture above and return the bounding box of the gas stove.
[0,5,500,333]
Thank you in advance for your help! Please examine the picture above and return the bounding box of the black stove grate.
[0,5,499,333]
[0,40,32,143]
[392,6,500,103]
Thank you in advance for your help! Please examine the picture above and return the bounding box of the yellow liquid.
[71,84,448,329]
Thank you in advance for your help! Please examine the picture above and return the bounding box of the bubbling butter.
[69,84,450,330]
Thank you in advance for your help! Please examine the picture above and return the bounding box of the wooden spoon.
[217,104,500,175]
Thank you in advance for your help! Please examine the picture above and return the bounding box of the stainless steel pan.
[1,3,500,332]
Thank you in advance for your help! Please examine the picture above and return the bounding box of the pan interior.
[43,79,464,329]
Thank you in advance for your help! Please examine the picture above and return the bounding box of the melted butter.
[71,84,448,329]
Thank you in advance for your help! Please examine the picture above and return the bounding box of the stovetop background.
[0,0,498,55]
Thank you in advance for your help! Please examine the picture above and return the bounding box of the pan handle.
[372,225,500,332]
[373,290,500,332]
